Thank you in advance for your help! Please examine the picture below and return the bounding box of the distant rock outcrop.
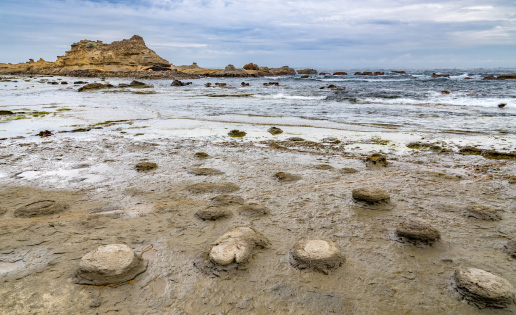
[297,68,318,75]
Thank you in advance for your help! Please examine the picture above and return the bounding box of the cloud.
[0,0,515,67]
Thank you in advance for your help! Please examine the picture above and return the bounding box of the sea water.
[1,69,515,139]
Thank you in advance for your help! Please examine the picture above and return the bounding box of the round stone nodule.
[14,200,68,218]
[462,204,501,221]
[195,206,232,220]
[365,153,387,167]
[395,217,441,244]
[290,239,345,274]
[454,267,515,308]
[209,226,270,266]
[135,162,157,172]
[352,187,390,204]
[75,244,147,285]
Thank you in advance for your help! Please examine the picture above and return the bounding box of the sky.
[1,0,515,68]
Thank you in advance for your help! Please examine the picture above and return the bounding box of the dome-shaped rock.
[290,239,345,274]
[395,217,441,244]
[454,267,515,308]
[195,206,232,221]
[209,226,270,266]
[352,187,390,204]
[75,244,147,285]
[462,204,501,221]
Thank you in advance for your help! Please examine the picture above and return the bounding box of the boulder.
[482,75,497,80]
[441,90,451,95]
[321,137,341,144]
[365,153,388,167]
[374,72,385,76]
[209,226,270,266]
[333,72,348,75]
[392,71,406,74]
[38,130,53,137]
[352,187,390,204]
[497,73,516,80]
[290,239,345,274]
[239,203,269,217]
[0,110,14,115]
[135,162,157,171]
[270,66,296,76]
[462,204,501,221]
[243,63,260,70]
[14,200,68,218]
[498,103,506,108]
[74,244,147,285]
[453,267,515,308]
[267,127,283,135]
[395,217,441,244]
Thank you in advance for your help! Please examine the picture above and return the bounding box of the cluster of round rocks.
[69,182,515,309]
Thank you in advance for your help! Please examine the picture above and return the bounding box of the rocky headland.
[0,35,302,79]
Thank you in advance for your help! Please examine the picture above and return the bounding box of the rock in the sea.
[194,152,210,159]
[209,194,245,206]
[78,83,114,92]
[74,244,147,285]
[135,162,157,171]
[187,183,240,194]
[228,130,246,137]
[196,206,232,220]
[188,168,224,176]
[497,73,516,80]
[441,90,451,95]
[290,239,345,274]
[333,72,348,75]
[287,137,305,141]
[503,240,516,258]
[395,217,441,244]
[267,127,283,135]
[239,203,269,217]
[170,79,192,86]
[498,103,506,108]
[352,187,390,204]
[118,80,153,88]
[431,73,450,78]
[274,172,301,182]
[297,68,318,75]
[38,130,53,137]
[453,267,515,308]
[14,200,68,217]
[0,110,14,115]
[209,226,270,266]
[365,153,388,167]
[462,204,501,221]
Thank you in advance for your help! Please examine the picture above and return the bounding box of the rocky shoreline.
[1,130,515,314]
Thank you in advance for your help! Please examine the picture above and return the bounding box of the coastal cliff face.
[0,35,172,76]
[55,35,170,68]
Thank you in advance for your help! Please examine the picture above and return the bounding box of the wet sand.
[1,134,515,314]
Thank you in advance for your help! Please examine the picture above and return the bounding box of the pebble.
[352,187,390,204]
[209,226,270,266]
[290,239,345,274]
[74,244,147,285]
[395,217,441,244]
[454,267,515,308]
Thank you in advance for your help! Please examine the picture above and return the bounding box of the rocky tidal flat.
[0,70,516,314]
